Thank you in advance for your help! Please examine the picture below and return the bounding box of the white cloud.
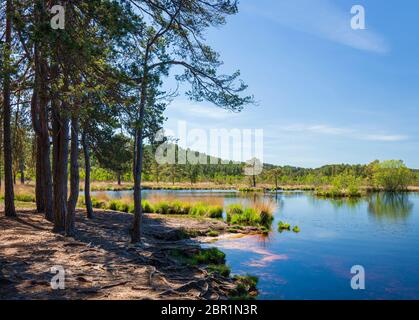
[278,123,408,142]
[362,134,409,142]
[246,0,389,53]
[168,100,239,120]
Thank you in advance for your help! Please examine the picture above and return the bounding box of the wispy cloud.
[279,123,408,142]
[246,0,389,53]
[362,134,409,142]
[168,100,239,120]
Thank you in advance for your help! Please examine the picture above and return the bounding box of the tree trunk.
[31,5,53,221]
[35,137,45,212]
[52,100,69,232]
[66,114,79,236]
[82,132,93,219]
[132,128,144,243]
[117,173,121,185]
[39,62,54,222]
[131,63,148,243]
[2,0,17,217]
[252,174,256,188]
[19,158,25,184]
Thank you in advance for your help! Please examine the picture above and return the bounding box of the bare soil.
[0,210,250,300]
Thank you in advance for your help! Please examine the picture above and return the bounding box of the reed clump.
[226,200,275,228]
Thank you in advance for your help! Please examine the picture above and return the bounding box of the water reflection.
[367,193,413,221]
[307,194,363,211]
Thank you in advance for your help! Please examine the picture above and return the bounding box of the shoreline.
[0,210,258,300]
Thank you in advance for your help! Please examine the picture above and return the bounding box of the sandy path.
[0,210,238,300]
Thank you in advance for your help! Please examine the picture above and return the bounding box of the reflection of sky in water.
[96,189,419,299]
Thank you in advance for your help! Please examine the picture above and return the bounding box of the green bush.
[373,160,413,191]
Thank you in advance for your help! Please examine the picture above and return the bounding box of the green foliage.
[208,264,231,277]
[278,221,291,231]
[14,194,35,203]
[207,230,220,237]
[192,248,226,265]
[170,248,226,266]
[230,275,259,300]
[226,203,274,228]
[373,160,413,191]
[315,173,363,197]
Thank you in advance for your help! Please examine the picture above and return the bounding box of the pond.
[94,189,419,300]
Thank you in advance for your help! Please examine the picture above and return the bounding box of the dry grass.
[251,199,276,215]
[147,194,224,207]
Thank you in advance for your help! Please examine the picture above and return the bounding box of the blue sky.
[163,0,419,168]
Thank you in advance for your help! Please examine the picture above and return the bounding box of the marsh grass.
[226,199,275,228]
[170,247,226,266]
[229,275,259,300]
[79,194,224,219]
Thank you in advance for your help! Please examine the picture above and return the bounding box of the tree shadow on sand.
[0,210,233,300]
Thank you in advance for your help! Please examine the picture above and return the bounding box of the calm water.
[96,189,419,300]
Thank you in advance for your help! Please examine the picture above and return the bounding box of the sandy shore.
[0,210,256,300]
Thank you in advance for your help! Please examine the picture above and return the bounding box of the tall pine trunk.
[35,137,45,212]
[2,0,16,217]
[32,0,53,221]
[52,100,69,232]
[66,113,79,236]
[131,65,148,243]
[132,128,144,243]
[19,159,24,184]
[82,132,93,219]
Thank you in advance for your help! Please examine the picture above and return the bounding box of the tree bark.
[117,173,121,185]
[35,137,45,212]
[31,0,53,221]
[131,62,148,243]
[19,158,25,184]
[2,0,17,217]
[52,99,69,232]
[66,113,79,236]
[132,127,145,243]
[82,132,93,219]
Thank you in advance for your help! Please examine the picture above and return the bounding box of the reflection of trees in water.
[367,193,413,221]
[307,194,363,211]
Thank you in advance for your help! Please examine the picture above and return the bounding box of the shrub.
[373,160,413,191]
